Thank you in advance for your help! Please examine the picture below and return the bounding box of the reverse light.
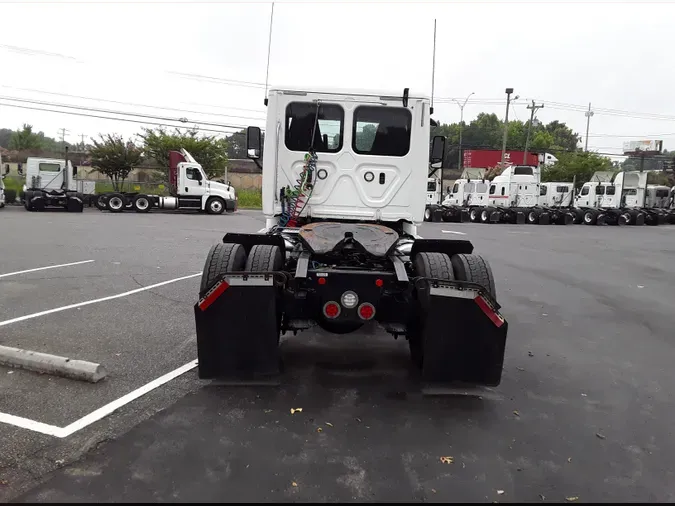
[341,291,359,309]
[323,301,341,319]
[358,303,375,321]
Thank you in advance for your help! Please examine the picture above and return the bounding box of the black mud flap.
[489,211,501,223]
[415,279,508,388]
[515,211,526,224]
[194,273,283,382]
[538,212,550,225]
[432,208,444,222]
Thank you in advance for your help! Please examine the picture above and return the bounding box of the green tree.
[9,124,44,150]
[90,134,144,191]
[541,151,614,187]
[139,127,229,185]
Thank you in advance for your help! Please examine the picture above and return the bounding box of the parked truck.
[573,170,669,226]
[0,156,7,208]
[97,149,237,214]
[22,147,95,212]
[194,86,508,389]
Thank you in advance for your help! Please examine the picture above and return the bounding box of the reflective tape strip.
[429,285,477,299]
[226,276,274,286]
[474,295,505,328]
[198,280,229,311]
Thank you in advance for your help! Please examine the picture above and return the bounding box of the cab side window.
[186,168,202,181]
[581,186,590,196]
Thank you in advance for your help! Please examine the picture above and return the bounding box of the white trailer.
[0,154,6,208]
[97,149,237,215]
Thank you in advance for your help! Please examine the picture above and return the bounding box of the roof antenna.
[430,18,436,115]
[263,2,275,106]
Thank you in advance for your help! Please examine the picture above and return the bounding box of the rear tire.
[527,209,539,224]
[107,193,125,213]
[200,243,247,293]
[95,194,109,211]
[66,197,83,213]
[132,194,152,213]
[424,207,432,222]
[469,207,480,223]
[245,244,283,272]
[410,252,454,367]
[450,253,497,300]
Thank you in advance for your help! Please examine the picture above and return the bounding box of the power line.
[0,85,266,121]
[0,100,247,137]
[0,95,263,131]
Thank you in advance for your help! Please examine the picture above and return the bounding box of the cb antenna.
[264,2,275,106]
[430,18,436,115]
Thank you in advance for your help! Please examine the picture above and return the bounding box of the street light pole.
[500,88,514,168]
[584,102,594,151]
[453,92,474,171]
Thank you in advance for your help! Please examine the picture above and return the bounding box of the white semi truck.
[438,165,575,225]
[573,170,672,226]
[0,154,6,208]
[193,86,508,389]
[22,147,95,212]
[97,149,237,214]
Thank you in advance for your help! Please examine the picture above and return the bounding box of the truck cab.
[426,177,441,206]
[539,182,574,207]
[487,165,539,208]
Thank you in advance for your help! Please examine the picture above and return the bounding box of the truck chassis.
[23,189,84,213]
[95,192,235,214]
[194,221,508,388]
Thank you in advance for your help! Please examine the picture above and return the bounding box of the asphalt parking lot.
[2,206,675,502]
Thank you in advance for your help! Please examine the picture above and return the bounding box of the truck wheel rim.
[481,210,488,221]
[584,212,593,223]
[211,200,223,212]
[528,212,536,222]
[425,209,430,220]
[109,197,123,210]
[470,210,476,220]
[136,198,149,210]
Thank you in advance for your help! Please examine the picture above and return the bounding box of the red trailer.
[463,149,539,169]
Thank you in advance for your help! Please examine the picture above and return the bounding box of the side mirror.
[247,126,262,160]
[430,135,445,168]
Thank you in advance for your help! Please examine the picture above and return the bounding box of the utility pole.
[584,102,594,151]
[79,133,86,150]
[452,92,474,171]
[500,88,515,168]
[523,100,544,164]
[57,128,70,155]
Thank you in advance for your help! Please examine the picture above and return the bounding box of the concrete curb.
[0,345,107,383]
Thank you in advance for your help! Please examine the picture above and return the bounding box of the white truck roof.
[269,86,430,101]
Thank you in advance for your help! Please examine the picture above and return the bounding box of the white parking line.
[0,360,198,438]
[442,230,467,236]
[0,272,201,328]
[0,259,95,279]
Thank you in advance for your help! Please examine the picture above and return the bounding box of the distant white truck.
[0,155,7,208]
[22,148,95,212]
[97,149,237,214]
[573,170,672,226]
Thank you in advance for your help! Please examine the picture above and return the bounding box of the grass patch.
[237,188,262,209]
[3,177,24,193]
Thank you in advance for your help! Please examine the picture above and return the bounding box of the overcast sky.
[1,0,674,159]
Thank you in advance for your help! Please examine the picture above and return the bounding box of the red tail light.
[323,301,340,319]
[375,278,384,287]
[318,277,326,285]
[357,303,375,321]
